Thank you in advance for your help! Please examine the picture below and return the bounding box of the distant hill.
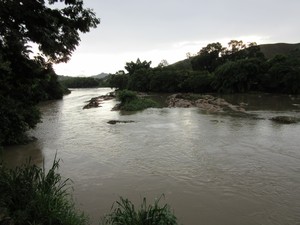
[168,58,192,70]
[58,73,109,81]
[259,43,300,58]
[91,73,109,79]
[57,75,73,81]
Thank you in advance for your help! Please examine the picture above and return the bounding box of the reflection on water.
[2,88,300,225]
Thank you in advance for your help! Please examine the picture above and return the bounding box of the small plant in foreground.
[0,158,88,225]
[102,195,178,225]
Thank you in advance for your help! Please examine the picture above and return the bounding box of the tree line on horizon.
[60,76,103,88]
[108,40,300,94]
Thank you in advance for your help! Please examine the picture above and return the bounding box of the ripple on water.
[3,89,300,225]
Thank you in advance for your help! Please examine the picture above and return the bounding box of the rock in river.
[107,120,135,125]
[270,116,298,124]
[166,93,246,113]
[83,92,115,109]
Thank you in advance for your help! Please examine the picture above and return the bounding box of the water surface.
[3,88,300,225]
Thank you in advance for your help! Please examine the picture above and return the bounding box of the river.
[2,88,300,225]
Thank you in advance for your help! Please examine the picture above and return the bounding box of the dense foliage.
[0,159,88,225]
[108,41,300,95]
[0,0,100,147]
[0,0,99,63]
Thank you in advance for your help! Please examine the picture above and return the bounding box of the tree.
[0,0,100,63]
[186,52,192,59]
[262,54,300,94]
[198,42,225,56]
[226,40,246,55]
[108,73,129,90]
[245,44,265,59]
[191,42,225,72]
[157,59,169,68]
[125,58,152,75]
[127,68,152,92]
[0,0,100,146]
[222,40,264,61]
[213,58,263,93]
[181,71,214,93]
[149,68,186,92]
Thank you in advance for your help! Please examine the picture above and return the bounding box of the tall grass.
[102,195,178,225]
[0,158,88,225]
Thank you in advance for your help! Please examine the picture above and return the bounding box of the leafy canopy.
[0,0,100,63]
[125,58,152,75]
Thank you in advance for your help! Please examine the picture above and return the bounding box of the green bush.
[0,158,88,225]
[117,90,158,111]
[102,196,178,225]
[121,98,159,111]
[117,89,138,103]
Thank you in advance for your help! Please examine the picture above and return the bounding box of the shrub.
[120,98,159,111]
[117,89,138,104]
[102,195,178,225]
[117,90,158,111]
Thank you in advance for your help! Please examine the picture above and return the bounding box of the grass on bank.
[0,158,88,225]
[102,195,178,225]
[117,89,159,111]
[0,158,179,225]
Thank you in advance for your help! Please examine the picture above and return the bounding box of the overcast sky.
[53,0,300,76]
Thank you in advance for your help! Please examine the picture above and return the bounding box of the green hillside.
[168,58,192,70]
[91,72,109,79]
[260,43,300,58]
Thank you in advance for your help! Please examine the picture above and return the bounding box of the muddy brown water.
[2,88,300,225]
